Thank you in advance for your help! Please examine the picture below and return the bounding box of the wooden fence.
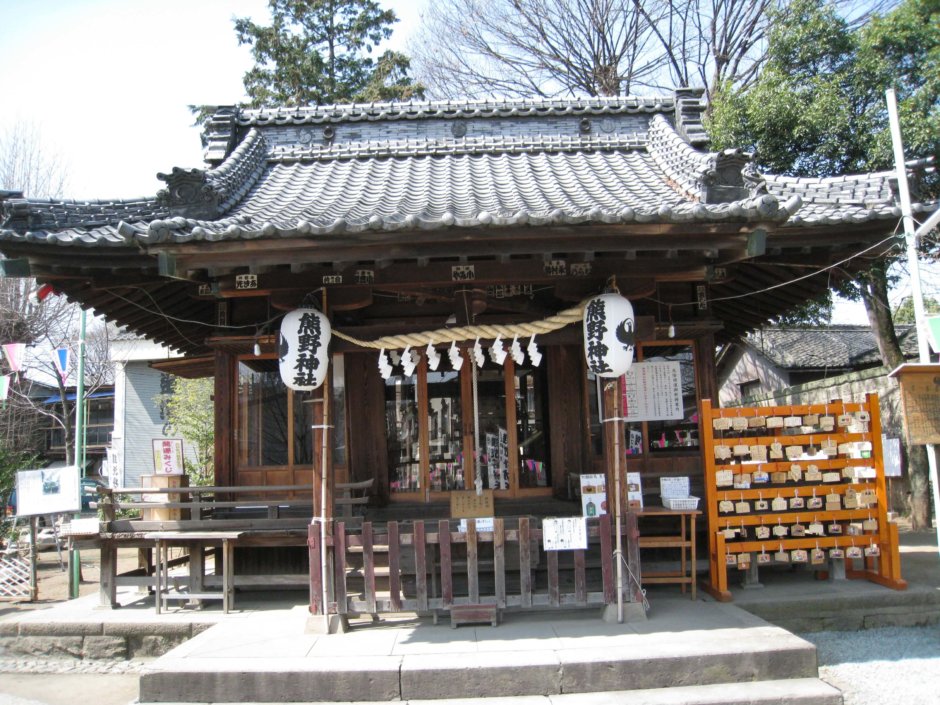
[309,514,639,619]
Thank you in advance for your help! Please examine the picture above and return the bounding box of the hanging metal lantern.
[583,293,635,377]
[278,308,331,390]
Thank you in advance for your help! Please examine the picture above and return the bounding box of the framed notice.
[450,490,495,518]
[16,466,80,517]
[152,438,184,475]
[542,516,588,551]
[889,364,940,444]
[621,361,684,422]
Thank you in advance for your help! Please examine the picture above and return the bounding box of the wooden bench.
[145,531,242,614]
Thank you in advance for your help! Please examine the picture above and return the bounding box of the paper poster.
[627,471,643,509]
[497,427,509,490]
[152,438,185,475]
[16,466,80,516]
[659,476,689,499]
[542,516,588,551]
[882,435,902,478]
[485,432,499,489]
[580,473,608,516]
[458,517,495,532]
[621,361,684,422]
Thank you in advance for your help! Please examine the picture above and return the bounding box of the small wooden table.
[145,531,242,614]
[635,506,701,600]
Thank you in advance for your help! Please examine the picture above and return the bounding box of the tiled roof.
[763,172,903,226]
[745,325,918,369]
[1,90,934,248]
[0,195,165,238]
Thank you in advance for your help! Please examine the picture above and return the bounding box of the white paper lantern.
[583,293,635,377]
[278,308,331,390]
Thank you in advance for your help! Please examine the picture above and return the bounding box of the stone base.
[600,601,648,623]
[304,613,348,634]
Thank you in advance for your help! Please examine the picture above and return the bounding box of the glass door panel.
[385,371,421,493]
[476,359,509,490]
[426,369,464,491]
[515,363,550,488]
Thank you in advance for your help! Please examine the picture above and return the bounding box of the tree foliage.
[409,0,898,101]
[161,377,214,486]
[707,0,938,179]
[234,0,423,107]
[893,295,940,324]
[707,0,939,529]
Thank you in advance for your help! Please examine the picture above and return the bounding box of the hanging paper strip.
[2,343,26,373]
[54,347,71,382]
[0,375,9,401]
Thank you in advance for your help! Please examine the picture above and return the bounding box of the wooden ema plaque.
[450,490,494,518]
[889,364,940,445]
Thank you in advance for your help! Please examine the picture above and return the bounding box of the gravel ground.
[799,625,940,705]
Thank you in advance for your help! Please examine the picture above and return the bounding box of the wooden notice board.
[450,490,495,518]
[889,364,940,445]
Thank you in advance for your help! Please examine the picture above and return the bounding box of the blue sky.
[0,0,424,198]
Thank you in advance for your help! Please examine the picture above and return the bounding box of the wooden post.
[28,516,38,602]
[308,522,322,615]
[99,539,117,607]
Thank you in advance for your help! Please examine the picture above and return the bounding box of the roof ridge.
[234,94,675,126]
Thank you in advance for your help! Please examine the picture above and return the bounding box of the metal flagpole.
[70,308,86,599]
[886,88,940,558]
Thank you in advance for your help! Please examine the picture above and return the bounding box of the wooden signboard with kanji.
[889,364,940,445]
[450,490,495,518]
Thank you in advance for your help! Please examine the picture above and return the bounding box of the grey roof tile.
[745,325,918,369]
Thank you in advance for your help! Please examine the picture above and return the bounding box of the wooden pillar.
[213,350,236,488]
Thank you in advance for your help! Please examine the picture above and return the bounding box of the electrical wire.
[643,232,903,309]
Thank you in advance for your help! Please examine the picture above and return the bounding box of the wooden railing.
[309,514,640,619]
[96,481,371,528]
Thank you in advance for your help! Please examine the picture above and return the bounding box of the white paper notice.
[622,361,684,422]
[542,517,588,551]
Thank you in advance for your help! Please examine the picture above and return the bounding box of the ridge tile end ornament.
[156,166,220,220]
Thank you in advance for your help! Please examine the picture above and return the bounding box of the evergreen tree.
[235,0,424,107]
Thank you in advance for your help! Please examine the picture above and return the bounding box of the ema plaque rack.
[700,393,906,602]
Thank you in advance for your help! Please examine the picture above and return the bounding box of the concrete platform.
[137,598,822,703]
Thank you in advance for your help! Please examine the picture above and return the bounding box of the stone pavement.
[0,527,936,705]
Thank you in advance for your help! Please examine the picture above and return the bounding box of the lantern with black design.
[583,292,635,378]
[278,307,332,390]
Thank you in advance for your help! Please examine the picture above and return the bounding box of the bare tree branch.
[410,0,904,101]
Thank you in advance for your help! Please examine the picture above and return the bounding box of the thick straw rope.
[333,300,587,350]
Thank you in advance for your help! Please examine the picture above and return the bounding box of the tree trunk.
[859,269,931,529]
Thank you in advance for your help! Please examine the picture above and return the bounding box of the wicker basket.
[662,496,699,510]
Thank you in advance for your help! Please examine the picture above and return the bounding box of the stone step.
[138,626,820,703]
[138,678,841,705]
